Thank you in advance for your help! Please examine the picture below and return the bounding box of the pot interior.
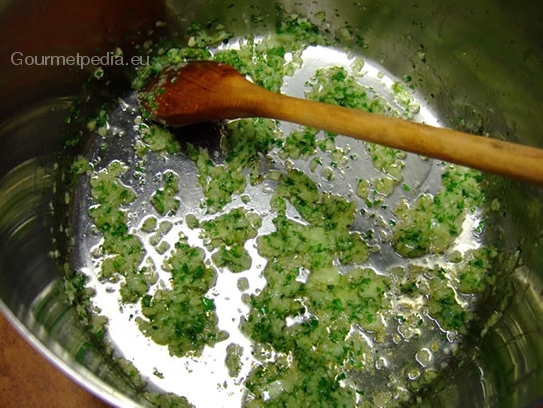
[0,0,542,407]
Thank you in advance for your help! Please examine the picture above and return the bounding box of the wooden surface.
[0,313,109,408]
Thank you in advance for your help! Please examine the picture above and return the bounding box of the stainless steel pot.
[1,0,542,406]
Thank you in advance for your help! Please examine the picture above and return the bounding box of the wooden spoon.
[141,61,543,185]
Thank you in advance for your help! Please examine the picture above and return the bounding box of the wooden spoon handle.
[246,84,543,185]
